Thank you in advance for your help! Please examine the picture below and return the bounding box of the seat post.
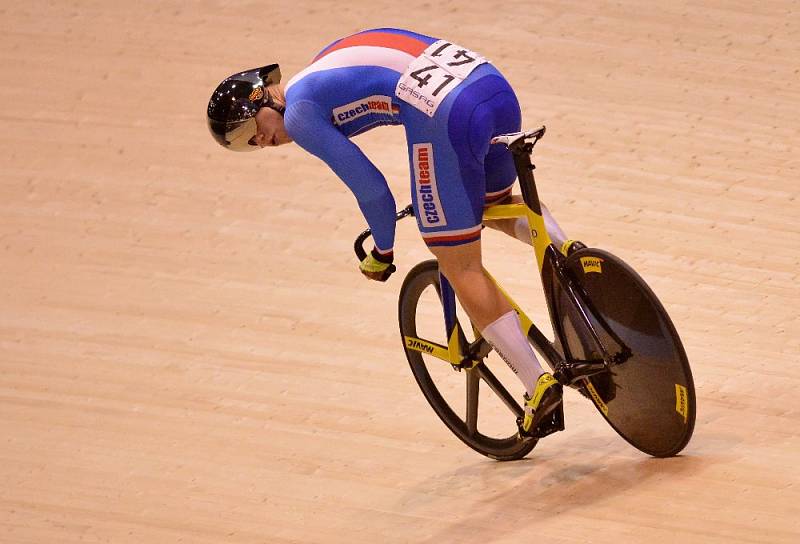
[511,142,543,216]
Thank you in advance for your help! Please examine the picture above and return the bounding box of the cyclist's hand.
[359,248,395,282]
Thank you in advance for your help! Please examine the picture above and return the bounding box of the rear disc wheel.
[553,248,696,457]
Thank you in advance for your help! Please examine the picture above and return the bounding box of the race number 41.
[395,40,488,117]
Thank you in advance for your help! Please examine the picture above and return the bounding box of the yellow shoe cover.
[522,373,563,434]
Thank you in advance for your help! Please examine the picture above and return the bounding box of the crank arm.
[554,359,609,386]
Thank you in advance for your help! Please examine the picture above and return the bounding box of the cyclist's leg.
[486,195,569,248]
[429,237,561,434]
[417,66,561,430]
[426,239,510,329]
[404,66,554,406]
[405,68,513,317]
[425,222,548,396]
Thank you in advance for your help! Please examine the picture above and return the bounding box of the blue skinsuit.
[284,28,522,253]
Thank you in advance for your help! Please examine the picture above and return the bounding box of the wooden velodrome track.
[2,1,798,542]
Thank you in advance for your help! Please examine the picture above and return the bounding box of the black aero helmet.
[207,64,284,152]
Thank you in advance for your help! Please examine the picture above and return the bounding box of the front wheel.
[398,260,537,461]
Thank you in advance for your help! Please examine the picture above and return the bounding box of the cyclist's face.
[253,107,291,147]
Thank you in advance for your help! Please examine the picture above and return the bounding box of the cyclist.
[207,28,566,435]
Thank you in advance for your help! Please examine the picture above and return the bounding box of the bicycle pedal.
[451,358,479,372]
[517,402,565,439]
[533,402,565,439]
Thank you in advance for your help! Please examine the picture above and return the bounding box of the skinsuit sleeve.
[284,99,397,253]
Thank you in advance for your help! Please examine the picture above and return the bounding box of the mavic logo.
[581,256,603,274]
[585,382,609,416]
[675,384,689,423]
[406,338,434,354]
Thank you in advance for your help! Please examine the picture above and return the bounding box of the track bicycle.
[354,127,696,461]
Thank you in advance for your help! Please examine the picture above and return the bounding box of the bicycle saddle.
[490,126,546,148]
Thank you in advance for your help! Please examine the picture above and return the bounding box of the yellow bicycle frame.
[403,197,574,368]
[402,129,588,372]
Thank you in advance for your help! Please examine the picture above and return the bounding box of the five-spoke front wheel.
[398,260,537,461]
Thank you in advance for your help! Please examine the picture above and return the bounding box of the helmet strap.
[267,103,286,117]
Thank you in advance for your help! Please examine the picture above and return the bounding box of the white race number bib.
[395,40,489,117]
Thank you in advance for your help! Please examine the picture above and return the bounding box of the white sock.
[512,203,567,248]
[481,310,545,395]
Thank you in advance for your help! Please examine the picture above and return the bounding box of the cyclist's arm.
[284,100,397,255]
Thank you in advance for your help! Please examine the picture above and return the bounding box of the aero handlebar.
[353,204,415,281]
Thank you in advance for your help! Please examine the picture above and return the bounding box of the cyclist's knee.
[428,239,483,279]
